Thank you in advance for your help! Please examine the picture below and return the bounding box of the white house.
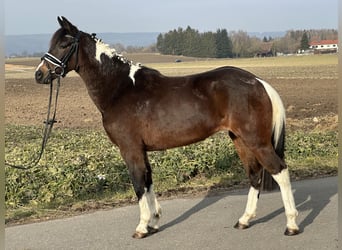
[309,40,338,54]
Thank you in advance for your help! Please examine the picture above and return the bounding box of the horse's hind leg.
[120,147,162,238]
[272,168,299,235]
[230,136,263,229]
[252,146,299,235]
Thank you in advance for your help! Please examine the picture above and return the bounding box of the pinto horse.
[35,17,299,238]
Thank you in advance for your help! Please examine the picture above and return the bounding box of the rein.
[6,32,81,170]
[5,77,61,170]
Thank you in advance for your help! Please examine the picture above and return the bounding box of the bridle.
[5,31,82,170]
[42,31,82,78]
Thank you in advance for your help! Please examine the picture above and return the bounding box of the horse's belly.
[142,114,221,151]
[143,130,214,151]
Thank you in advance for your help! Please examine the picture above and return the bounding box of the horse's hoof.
[234,221,249,230]
[147,226,159,235]
[284,228,300,236]
[132,227,158,239]
[132,231,148,239]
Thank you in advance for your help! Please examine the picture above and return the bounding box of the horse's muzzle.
[35,70,43,82]
[35,69,51,84]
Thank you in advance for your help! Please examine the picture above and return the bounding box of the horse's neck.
[78,57,131,113]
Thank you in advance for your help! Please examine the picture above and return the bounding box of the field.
[5,54,338,224]
[5,54,337,131]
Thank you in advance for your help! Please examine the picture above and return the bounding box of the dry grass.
[145,54,337,79]
[5,53,337,79]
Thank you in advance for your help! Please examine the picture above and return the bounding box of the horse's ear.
[57,16,78,34]
[57,16,64,27]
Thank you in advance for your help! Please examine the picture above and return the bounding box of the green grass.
[5,124,337,223]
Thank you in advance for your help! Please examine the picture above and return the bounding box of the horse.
[35,16,299,238]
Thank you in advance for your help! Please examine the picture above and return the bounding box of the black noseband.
[42,53,66,76]
[41,31,81,77]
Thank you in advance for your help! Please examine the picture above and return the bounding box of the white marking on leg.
[272,168,299,231]
[238,186,259,226]
[136,188,150,234]
[95,40,116,63]
[135,185,162,234]
[129,63,141,84]
[147,185,162,230]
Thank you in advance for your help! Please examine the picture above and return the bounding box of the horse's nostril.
[35,70,43,82]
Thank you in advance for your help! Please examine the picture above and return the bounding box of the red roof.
[310,40,338,46]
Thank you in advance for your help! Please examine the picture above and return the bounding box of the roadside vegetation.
[5,125,337,224]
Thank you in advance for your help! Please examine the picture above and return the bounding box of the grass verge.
[5,125,337,224]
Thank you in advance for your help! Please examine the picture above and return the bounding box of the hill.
[5,32,160,57]
[5,31,287,58]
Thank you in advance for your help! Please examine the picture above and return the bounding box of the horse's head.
[35,16,82,84]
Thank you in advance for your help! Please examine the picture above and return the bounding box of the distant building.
[309,40,338,54]
[256,42,274,57]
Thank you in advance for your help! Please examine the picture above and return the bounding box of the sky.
[4,0,338,35]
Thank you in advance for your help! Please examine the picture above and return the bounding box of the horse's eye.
[59,43,70,49]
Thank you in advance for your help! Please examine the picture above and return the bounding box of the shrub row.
[5,125,337,209]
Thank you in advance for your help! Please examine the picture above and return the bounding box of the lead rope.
[5,76,61,170]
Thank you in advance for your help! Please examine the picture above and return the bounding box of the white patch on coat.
[35,60,44,72]
[129,63,141,84]
[94,38,142,85]
[95,40,116,63]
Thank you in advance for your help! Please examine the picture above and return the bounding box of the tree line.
[156,26,233,58]
[8,28,337,58]
[156,27,338,58]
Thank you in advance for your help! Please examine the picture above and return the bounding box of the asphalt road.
[5,177,338,250]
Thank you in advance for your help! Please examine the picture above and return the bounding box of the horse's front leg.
[121,147,162,239]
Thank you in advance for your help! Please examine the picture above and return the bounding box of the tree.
[300,32,310,50]
[183,26,200,56]
[201,31,217,58]
[156,26,232,58]
[156,33,165,53]
[215,29,233,58]
[230,30,252,57]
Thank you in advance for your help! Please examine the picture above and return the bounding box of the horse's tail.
[257,78,286,191]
